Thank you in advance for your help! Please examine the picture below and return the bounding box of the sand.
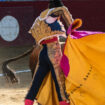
[0,46,38,105]
[0,88,27,105]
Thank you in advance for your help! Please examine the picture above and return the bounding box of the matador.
[25,0,73,105]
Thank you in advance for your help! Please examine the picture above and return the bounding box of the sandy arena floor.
[0,46,37,105]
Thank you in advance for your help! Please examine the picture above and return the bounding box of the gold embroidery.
[29,6,73,44]
[49,6,73,27]
[47,41,69,101]
[30,19,65,43]
[40,9,49,19]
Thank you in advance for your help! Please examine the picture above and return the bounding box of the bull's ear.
[71,18,82,31]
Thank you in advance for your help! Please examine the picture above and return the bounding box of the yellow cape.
[36,72,59,105]
[35,33,105,105]
[64,33,105,105]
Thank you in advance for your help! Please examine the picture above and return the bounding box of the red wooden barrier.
[0,1,105,46]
